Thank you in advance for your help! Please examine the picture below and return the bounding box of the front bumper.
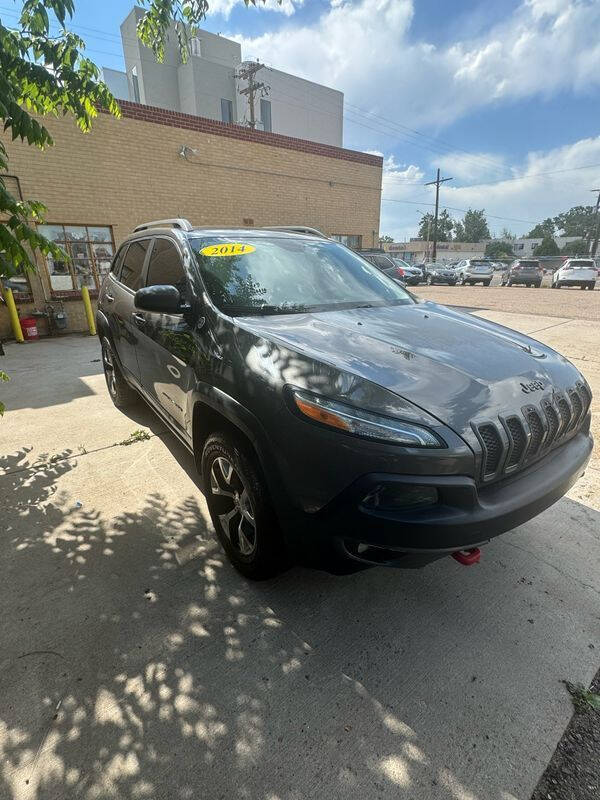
[299,431,592,568]
[432,276,456,284]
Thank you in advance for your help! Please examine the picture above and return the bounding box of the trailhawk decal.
[200,243,256,257]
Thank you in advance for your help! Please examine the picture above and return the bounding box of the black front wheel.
[101,336,138,408]
[202,432,287,579]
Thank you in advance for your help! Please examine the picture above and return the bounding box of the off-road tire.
[101,336,138,409]
[202,432,287,580]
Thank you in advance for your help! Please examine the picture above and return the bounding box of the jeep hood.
[235,302,582,440]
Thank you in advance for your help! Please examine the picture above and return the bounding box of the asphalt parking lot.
[1,289,598,800]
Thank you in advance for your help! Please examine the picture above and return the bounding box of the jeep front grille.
[542,400,559,443]
[505,417,526,469]
[479,424,503,478]
[474,382,591,482]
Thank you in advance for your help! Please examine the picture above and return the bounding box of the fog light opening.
[361,484,439,512]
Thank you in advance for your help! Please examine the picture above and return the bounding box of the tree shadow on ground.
[1,446,599,800]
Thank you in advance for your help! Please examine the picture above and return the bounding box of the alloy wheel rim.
[209,456,256,556]
[102,341,117,396]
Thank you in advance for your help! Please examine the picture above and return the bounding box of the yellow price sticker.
[200,243,256,257]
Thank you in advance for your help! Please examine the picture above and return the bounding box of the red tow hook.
[451,547,481,566]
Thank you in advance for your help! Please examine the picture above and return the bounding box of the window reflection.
[37,225,115,292]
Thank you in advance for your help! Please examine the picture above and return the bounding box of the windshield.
[190,236,414,315]
[516,261,539,269]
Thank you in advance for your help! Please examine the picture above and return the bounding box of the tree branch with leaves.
[0,0,271,282]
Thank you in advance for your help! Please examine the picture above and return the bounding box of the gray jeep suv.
[97,220,593,578]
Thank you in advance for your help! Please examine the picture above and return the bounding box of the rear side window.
[146,238,187,292]
[120,239,150,290]
[371,255,393,269]
[111,245,128,280]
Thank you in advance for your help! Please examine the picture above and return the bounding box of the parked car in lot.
[501,259,543,287]
[552,258,597,290]
[359,251,406,284]
[390,257,422,285]
[422,263,457,285]
[98,219,593,578]
[454,259,494,286]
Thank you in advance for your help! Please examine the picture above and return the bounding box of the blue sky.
[4,0,599,240]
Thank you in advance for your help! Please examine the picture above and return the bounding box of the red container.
[19,316,39,341]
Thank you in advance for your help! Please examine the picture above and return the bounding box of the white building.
[384,240,486,264]
[500,236,582,257]
[101,7,344,147]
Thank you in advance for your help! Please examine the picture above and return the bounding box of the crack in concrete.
[0,428,168,479]
[503,540,600,598]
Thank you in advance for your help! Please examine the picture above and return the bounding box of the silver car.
[455,259,494,286]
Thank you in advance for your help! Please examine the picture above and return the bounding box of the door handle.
[132,312,146,326]
[105,293,114,303]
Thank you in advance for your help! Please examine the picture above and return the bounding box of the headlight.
[291,390,444,447]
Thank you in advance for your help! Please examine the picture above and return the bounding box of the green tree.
[500,227,516,241]
[553,206,596,239]
[418,210,453,242]
[533,236,559,256]
[0,0,265,280]
[455,209,491,242]
[526,218,555,238]
[485,240,514,260]
[560,239,589,256]
[379,235,394,243]
[453,219,465,241]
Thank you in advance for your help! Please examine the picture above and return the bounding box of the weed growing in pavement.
[564,681,600,713]
[118,429,151,446]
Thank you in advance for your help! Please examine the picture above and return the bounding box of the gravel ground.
[413,276,600,321]
[531,670,600,800]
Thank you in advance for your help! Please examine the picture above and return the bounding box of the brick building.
[0,100,382,339]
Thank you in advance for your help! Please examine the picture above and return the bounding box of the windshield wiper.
[228,304,307,316]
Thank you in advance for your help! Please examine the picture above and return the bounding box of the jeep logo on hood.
[520,379,545,394]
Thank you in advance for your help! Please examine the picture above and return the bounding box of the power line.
[381,197,538,225]
[383,160,600,188]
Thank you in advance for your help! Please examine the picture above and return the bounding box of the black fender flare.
[191,384,293,519]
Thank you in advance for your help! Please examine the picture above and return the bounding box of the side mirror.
[135,285,182,314]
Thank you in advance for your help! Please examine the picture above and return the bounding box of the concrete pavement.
[0,319,598,800]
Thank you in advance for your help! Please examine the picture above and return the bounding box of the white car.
[552,258,597,290]
[454,259,494,286]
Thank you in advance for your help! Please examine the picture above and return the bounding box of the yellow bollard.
[2,287,24,343]
[81,286,96,336]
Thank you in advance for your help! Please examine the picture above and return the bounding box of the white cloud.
[380,136,600,241]
[209,0,302,20]
[234,0,600,127]
[432,152,508,183]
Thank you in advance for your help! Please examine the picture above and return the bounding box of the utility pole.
[425,168,453,262]
[590,188,600,257]
[237,61,268,129]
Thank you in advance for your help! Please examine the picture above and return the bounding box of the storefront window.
[38,224,115,292]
